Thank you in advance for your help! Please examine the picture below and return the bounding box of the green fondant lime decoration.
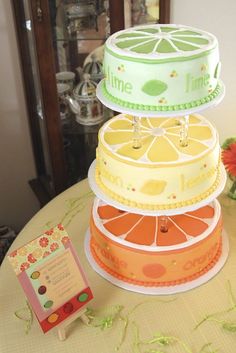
[214,62,221,79]
[117,32,149,39]
[142,80,168,96]
[114,25,210,55]
[157,39,176,53]
[44,300,53,309]
[136,28,159,34]
[172,40,198,51]
[132,39,158,54]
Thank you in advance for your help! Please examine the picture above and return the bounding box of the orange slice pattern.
[97,201,215,247]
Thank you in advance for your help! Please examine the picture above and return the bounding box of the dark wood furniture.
[11,0,170,207]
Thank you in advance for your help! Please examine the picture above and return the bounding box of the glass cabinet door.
[12,0,59,200]
[12,0,169,203]
[49,0,112,185]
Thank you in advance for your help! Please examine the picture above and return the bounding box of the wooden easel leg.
[80,311,89,325]
[56,308,88,341]
[58,327,66,341]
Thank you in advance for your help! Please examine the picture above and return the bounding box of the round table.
[1,179,236,353]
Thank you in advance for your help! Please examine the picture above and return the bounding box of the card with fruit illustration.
[8,224,93,333]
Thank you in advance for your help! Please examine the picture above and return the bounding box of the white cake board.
[84,229,229,295]
[96,80,225,118]
[88,160,227,216]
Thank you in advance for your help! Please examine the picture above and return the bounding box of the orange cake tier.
[95,113,221,211]
[89,198,223,287]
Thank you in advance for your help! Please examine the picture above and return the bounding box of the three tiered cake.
[86,24,228,294]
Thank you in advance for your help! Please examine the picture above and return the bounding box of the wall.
[0,0,235,232]
[0,0,39,233]
[171,0,236,142]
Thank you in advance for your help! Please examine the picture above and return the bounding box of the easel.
[57,308,89,341]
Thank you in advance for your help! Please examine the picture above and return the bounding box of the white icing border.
[84,229,229,295]
[92,197,220,252]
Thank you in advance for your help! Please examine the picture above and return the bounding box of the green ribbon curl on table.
[44,191,94,229]
[14,301,33,334]
[195,280,236,334]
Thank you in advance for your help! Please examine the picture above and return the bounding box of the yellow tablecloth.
[1,179,236,353]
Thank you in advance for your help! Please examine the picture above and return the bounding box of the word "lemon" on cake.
[180,165,217,191]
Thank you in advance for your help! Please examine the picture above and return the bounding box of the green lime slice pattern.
[115,26,210,54]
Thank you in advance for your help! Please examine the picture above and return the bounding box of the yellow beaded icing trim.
[95,165,221,211]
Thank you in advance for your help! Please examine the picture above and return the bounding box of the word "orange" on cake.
[92,239,127,270]
[183,242,218,271]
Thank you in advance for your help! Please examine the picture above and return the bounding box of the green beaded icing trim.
[101,81,222,113]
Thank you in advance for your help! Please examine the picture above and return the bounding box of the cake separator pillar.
[179,115,189,147]
[159,216,169,233]
[132,116,142,149]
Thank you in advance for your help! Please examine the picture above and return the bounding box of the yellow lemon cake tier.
[95,114,220,210]
[90,198,222,286]
[102,24,222,114]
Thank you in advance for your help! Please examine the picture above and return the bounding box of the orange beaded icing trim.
[90,238,222,287]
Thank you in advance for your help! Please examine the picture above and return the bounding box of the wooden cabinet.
[11,0,170,206]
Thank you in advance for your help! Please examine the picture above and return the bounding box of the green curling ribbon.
[195,280,236,333]
[14,301,33,334]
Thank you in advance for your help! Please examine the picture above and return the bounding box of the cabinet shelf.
[55,36,107,42]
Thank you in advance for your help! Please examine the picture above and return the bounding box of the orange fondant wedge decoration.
[97,201,215,247]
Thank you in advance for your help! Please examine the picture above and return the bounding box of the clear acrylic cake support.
[179,115,189,147]
[132,116,142,149]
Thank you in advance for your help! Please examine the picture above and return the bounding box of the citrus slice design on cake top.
[95,199,216,248]
[90,198,223,286]
[102,24,222,114]
[114,25,212,56]
[101,114,216,164]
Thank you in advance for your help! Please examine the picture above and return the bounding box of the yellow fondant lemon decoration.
[102,114,213,163]
[140,180,167,195]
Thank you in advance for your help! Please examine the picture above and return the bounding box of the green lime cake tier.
[101,24,222,114]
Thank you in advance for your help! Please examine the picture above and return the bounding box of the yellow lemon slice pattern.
[102,114,215,164]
